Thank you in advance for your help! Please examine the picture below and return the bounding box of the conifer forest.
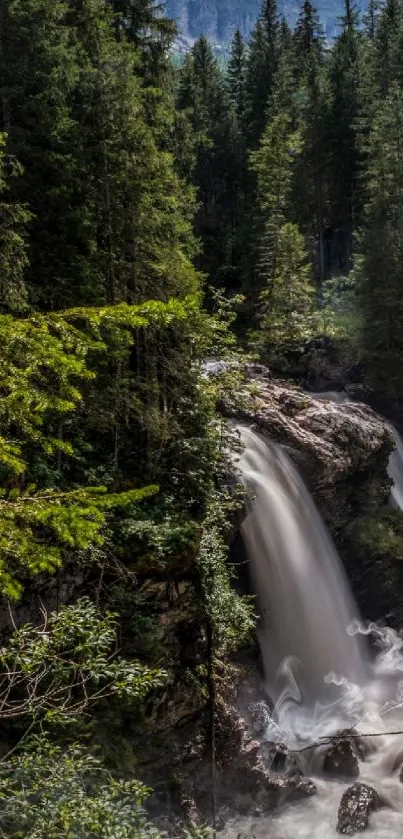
[2,1,403,837]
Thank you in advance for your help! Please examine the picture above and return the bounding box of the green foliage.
[0,297,206,596]
[196,488,255,654]
[0,738,163,838]
[0,484,158,599]
[0,0,199,309]
[346,509,403,564]
[0,598,164,725]
[250,111,302,220]
[0,135,30,313]
[244,0,280,148]
[255,222,315,351]
[182,826,212,839]
[177,36,242,288]
[318,273,361,337]
[355,81,403,396]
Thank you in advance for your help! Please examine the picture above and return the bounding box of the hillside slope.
[167,0,368,45]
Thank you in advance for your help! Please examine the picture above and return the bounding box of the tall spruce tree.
[326,0,362,272]
[249,109,314,351]
[0,0,198,308]
[244,0,280,148]
[374,0,403,94]
[356,81,403,397]
[177,36,240,288]
[108,0,176,84]
[0,134,30,312]
[293,0,328,282]
[227,29,247,128]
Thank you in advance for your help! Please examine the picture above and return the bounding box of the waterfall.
[222,427,403,839]
[237,426,369,723]
[389,427,403,509]
[225,423,403,839]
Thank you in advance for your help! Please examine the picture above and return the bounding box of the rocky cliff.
[239,367,392,534]
[136,367,394,832]
[167,0,369,47]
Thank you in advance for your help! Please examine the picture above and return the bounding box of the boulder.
[231,369,392,533]
[213,705,316,816]
[337,783,381,835]
[323,731,364,779]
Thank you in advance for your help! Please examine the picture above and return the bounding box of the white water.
[238,427,368,719]
[228,426,403,839]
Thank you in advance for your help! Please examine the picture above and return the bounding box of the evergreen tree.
[177,36,240,287]
[249,109,314,350]
[0,134,30,312]
[0,0,198,309]
[0,0,89,309]
[373,0,403,94]
[108,0,176,84]
[364,0,379,38]
[244,0,280,148]
[356,82,403,397]
[293,0,328,282]
[294,0,324,68]
[257,222,314,348]
[326,0,362,272]
[227,29,247,127]
[69,0,199,305]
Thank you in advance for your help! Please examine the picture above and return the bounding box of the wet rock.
[323,731,363,779]
[229,373,392,534]
[337,782,381,835]
[201,703,316,820]
[248,699,272,737]
[259,742,301,777]
[215,705,246,767]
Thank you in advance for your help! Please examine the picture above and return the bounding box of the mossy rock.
[347,509,403,563]
[344,509,403,626]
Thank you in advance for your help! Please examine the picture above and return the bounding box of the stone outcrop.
[172,703,316,828]
[323,731,365,779]
[236,366,393,534]
[337,782,381,835]
[166,0,366,46]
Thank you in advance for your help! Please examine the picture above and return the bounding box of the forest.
[0,0,403,837]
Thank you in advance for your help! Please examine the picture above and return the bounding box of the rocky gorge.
[129,365,403,837]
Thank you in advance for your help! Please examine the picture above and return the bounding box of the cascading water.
[388,427,403,510]
[237,426,368,721]
[224,425,403,839]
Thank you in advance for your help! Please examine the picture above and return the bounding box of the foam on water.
[228,426,403,839]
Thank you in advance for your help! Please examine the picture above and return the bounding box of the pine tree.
[0,0,199,309]
[0,134,30,312]
[249,109,314,350]
[108,0,176,84]
[293,0,328,283]
[374,0,403,94]
[0,0,90,309]
[244,0,280,148]
[69,0,199,305]
[177,36,240,287]
[294,0,324,69]
[258,222,314,348]
[364,0,379,38]
[227,29,246,127]
[326,0,362,272]
[356,82,403,397]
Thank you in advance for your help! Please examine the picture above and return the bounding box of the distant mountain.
[166,0,368,48]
